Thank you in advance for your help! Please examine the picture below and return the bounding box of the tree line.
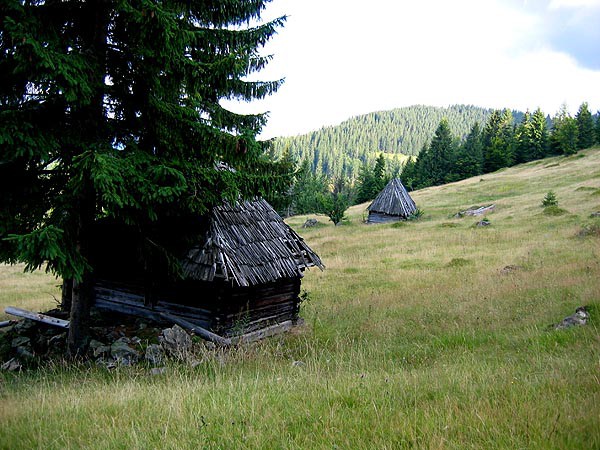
[273,102,599,223]
[401,103,599,191]
[272,105,522,180]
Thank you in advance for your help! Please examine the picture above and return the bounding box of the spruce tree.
[575,102,595,150]
[400,157,417,191]
[514,111,533,164]
[0,0,286,353]
[530,108,550,159]
[372,153,387,192]
[420,118,456,186]
[291,158,328,214]
[551,104,579,155]
[483,109,514,172]
[355,163,377,204]
[454,122,483,178]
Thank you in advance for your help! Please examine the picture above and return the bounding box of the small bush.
[447,258,473,268]
[407,208,424,221]
[542,191,558,207]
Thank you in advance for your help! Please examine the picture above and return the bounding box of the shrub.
[542,191,558,207]
[407,208,424,221]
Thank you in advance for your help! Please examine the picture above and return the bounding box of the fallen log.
[456,204,495,217]
[0,320,15,328]
[4,307,70,329]
[159,312,231,346]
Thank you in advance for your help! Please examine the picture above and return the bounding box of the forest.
[273,102,600,223]
[271,104,524,180]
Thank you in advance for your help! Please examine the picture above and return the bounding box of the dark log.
[5,307,70,329]
[456,204,495,217]
[93,298,212,329]
[0,320,16,328]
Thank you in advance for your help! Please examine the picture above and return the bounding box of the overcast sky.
[224,0,600,139]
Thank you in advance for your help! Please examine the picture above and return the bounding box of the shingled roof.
[181,198,323,287]
[367,178,416,218]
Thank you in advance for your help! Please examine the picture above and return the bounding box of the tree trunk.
[67,275,92,355]
[61,278,73,312]
[67,0,109,356]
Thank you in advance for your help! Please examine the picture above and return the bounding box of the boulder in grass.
[302,218,318,228]
[552,307,590,330]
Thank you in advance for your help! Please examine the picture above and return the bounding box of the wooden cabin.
[90,198,323,337]
[367,178,417,224]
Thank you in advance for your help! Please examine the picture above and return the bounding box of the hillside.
[1,149,599,449]
[272,104,524,179]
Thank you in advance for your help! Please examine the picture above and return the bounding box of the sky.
[223,0,600,139]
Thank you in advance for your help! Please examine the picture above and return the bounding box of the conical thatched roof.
[367,178,416,218]
[182,198,323,287]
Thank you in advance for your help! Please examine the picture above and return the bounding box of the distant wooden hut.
[367,178,417,224]
[91,198,323,338]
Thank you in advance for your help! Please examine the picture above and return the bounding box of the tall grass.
[1,149,600,449]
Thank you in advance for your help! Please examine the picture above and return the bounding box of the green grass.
[1,149,600,449]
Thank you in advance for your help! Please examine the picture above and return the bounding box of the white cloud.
[549,0,600,9]
[223,0,600,138]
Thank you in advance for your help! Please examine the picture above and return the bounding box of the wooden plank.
[4,307,70,329]
[0,320,15,328]
[231,320,293,344]
[94,299,212,329]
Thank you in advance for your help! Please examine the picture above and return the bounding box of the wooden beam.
[0,320,15,328]
[159,312,232,346]
[4,307,70,329]
[231,320,293,344]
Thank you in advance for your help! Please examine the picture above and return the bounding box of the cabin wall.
[367,212,403,224]
[93,277,302,337]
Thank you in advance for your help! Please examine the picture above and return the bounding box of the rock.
[500,265,523,274]
[190,359,203,369]
[11,336,30,348]
[1,357,22,372]
[13,319,36,334]
[591,212,600,218]
[553,307,590,330]
[96,358,118,370]
[292,360,306,367]
[89,339,111,358]
[145,344,164,366]
[15,346,34,361]
[110,338,140,365]
[150,367,166,376]
[203,341,217,351]
[302,219,318,228]
[475,219,491,227]
[48,334,65,346]
[159,325,192,357]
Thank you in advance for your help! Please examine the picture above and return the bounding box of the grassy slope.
[1,149,599,449]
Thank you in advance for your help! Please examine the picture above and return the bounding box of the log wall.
[367,212,403,224]
[93,277,302,337]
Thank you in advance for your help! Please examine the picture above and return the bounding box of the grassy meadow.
[1,149,600,449]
